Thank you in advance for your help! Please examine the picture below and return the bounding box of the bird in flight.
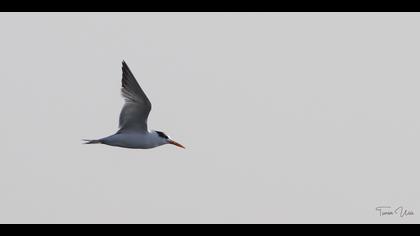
[83,61,185,149]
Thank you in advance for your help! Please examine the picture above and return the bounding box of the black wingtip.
[122,60,131,71]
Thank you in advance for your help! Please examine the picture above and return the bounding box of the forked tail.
[82,139,102,144]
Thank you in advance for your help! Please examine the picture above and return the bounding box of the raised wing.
[117,61,152,133]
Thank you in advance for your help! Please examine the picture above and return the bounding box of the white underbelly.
[101,133,159,149]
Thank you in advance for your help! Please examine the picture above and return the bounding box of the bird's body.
[91,131,166,149]
[84,61,185,149]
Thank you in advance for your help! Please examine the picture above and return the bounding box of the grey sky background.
[0,13,419,223]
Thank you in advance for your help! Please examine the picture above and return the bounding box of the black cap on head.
[156,131,169,139]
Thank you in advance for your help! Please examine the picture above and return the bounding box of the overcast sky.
[0,13,419,223]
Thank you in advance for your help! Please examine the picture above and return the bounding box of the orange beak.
[168,140,185,149]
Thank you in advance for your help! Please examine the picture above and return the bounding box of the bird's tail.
[82,139,102,144]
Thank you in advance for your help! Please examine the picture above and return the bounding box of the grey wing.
[117,61,152,133]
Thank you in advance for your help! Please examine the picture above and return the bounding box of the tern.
[83,61,185,149]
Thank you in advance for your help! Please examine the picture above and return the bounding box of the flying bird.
[83,61,185,149]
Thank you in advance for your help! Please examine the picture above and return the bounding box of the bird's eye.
[156,131,169,139]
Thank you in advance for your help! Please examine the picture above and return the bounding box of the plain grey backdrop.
[0,13,419,223]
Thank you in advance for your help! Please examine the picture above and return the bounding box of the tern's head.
[155,131,185,149]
